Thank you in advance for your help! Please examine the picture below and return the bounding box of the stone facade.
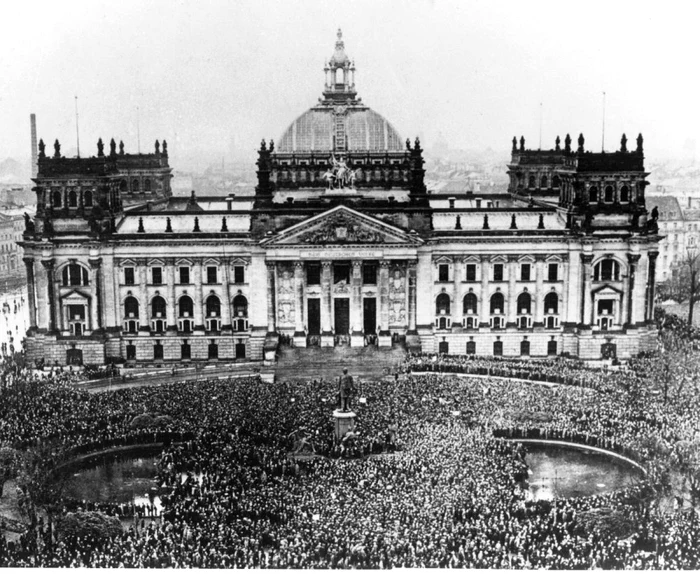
[19,31,661,367]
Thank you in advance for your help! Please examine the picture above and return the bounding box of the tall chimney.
[30,113,38,178]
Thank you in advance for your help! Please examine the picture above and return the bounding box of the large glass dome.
[276,30,404,154]
[278,107,404,153]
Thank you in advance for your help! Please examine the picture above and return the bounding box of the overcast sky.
[2,0,699,167]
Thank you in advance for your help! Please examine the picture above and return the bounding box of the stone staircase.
[275,344,406,382]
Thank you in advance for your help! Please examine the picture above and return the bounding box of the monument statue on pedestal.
[338,367,355,412]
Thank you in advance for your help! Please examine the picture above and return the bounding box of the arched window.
[68,190,77,208]
[84,190,93,207]
[528,175,536,189]
[517,292,531,315]
[206,295,221,317]
[594,259,620,281]
[620,186,629,202]
[604,185,614,203]
[335,67,344,84]
[589,186,598,203]
[233,294,248,317]
[436,293,450,315]
[540,176,548,188]
[53,191,62,208]
[178,296,194,318]
[552,175,561,188]
[463,293,478,315]
[490,292,504,314]
[119,179,127,192]
[124,296,139,318]
[132,179,140,192]
[151,296,166,318]
[144,178,152,192]
[544,292,558,314]
[62,263,89,286]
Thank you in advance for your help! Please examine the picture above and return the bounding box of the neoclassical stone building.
[20,31,661,366]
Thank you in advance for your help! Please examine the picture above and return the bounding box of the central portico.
[262,205,421,348]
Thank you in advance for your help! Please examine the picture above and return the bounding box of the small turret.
[636,133,643,153]
[97,138,104,157]
[53,139,61,159]
[620,133,628,153]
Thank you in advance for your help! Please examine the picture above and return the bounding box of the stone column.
[378,261,391,346]
[138,260,150,335]
[320,261,334,346]
[221,260,232,332]
[581,254,594,326]
[507,256,518,327]
[23,258,37,329]
[35,259,49,331]
[407,261,417,333]
[88,258,102,332]
[452,258,463,330]
[646,251,659,322]
[480,256,490,327]
[293,261,307,347]
[266,262,276,334]
[193,260,204,332]
[350,261,363,347]
[166,260,176,333]
[41,260,56,333]
[534,256,544,327]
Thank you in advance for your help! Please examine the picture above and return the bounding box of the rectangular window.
[438,264,449,282]
[179,266,190,284]
[207,266,218,284]
[233,266,245,284]
[548,263,558,281]
[307,263,321,285]
[208,341,218,359]
[334,264,350,284]
[493,263,504,282]
[362,263,377,285]
[151,267,163,285]
[124,267,135,285]
[465,264,476,282]
[521,264,531,281]
[154,343,164,361]
[181,342,191,360]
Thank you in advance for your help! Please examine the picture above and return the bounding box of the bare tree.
[681,247,700,326]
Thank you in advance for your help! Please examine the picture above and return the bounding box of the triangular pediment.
[260,206,423,247]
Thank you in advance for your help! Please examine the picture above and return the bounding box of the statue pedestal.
[321,332,335,347]
[293,332,307,348]
[333,410,356,442]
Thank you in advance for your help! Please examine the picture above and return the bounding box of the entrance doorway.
[334,298,350,335]
[235,342,246,359]
[308,299,321,335]
[363,298,376,334]
[66,347,83,366]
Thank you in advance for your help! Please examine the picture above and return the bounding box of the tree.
[679,247,700,326]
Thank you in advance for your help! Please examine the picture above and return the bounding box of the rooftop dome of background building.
[277,29,403,153]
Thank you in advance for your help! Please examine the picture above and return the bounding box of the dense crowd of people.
[0,352,699,567]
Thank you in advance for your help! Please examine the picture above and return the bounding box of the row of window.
[52,190,94,209]
[437,262,560,283]
[437,339,558,357]
[524,175,561,189]
[123,265,246,286]
[436,292,560,316]
[125,339,246,361]
[436,315,560,330]
[119,178,154,193]
[588,185,630,203]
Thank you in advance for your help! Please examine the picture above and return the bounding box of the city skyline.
[1,0,699,166]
